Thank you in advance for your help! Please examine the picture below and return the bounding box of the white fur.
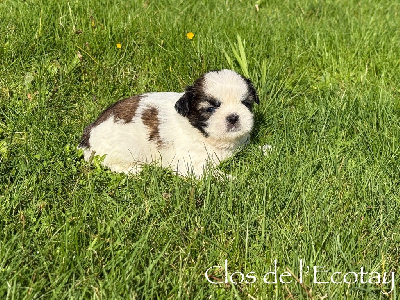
[80,70,256,177]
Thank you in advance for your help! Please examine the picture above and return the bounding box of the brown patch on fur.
[141,106,164,148]
[79,95,141,148]
[112,96,142,123]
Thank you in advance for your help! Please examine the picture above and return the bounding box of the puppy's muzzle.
[226,113,240,131]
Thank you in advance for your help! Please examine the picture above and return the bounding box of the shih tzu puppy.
[79,69,259,177]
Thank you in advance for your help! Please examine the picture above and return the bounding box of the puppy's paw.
[260,144,273,156]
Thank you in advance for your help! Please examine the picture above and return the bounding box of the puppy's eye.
[242,100,252,109]
[206,107,216,113]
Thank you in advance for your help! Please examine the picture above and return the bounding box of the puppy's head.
[175,69,259,143]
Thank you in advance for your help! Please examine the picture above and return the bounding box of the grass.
[1,0,400,298]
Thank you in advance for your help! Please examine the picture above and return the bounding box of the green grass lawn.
[1,0,400,298]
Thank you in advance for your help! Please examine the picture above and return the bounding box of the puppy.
[79,69,259,177]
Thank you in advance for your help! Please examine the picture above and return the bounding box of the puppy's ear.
[250,85,260,104]
[175,88,193,117]
[245,78,260,104]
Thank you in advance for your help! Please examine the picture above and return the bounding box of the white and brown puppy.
[79,69,259,177]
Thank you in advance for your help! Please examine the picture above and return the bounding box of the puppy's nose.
[226,113,239,125]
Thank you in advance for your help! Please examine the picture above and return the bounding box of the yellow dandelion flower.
[186,32,194,40]
[116,43,122,49]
